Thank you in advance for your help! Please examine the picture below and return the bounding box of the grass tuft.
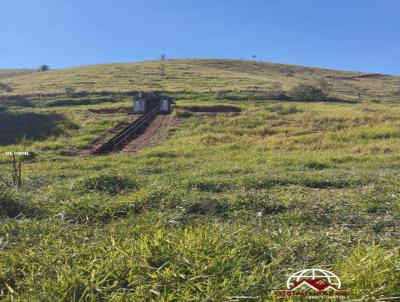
[73,173,138,196]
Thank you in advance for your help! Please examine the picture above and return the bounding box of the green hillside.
[0,68,35,79]
[0,59,399,301]
[1,59,400,100]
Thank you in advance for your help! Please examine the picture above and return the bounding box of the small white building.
[133,94,174,114]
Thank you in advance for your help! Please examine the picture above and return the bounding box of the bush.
[74,173,138,195]
[0,186,39,218]
[264,90,290,101]
[38,64,49,72]
[289,84,328,101]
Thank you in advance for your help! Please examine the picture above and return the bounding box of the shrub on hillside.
[74,173,138,195]
[264,90,290,101]
[38,64,49,72]
[289,84,328,101]
[0,186,40,218]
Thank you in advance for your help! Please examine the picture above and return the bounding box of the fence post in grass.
[11,153,18,186]
[5,152,29,188]
[17,157,22,187]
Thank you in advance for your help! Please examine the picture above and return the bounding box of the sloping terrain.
[0,60,399,301]
[0,68,35,79]
[1,59,400,100]
[0,69,36,93]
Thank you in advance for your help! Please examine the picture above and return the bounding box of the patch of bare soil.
[356,73,390,79]
[122,116,181,152]
[89,107,132,114]
[326,73,390,81]
[176,105,241,113]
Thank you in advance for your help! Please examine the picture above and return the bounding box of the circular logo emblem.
[287,268,341,290]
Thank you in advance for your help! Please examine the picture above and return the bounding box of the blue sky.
[1,0,399,74]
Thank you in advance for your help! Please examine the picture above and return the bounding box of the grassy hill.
[0,59,399,301]
[1,59,400,100]
[0,68,35,79]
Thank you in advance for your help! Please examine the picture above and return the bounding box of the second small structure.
[133,93,174,114]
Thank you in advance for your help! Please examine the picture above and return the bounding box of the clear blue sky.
[1,0,399,74]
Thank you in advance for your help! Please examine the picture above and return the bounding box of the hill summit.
[0,59,399,101]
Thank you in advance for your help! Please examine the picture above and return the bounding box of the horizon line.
[0,57,397,77]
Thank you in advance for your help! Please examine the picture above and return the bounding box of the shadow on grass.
[176,105,241,113]
[0,111,78,145]
[215,92,359,104]
[0,82,13,93]
[46,97,120,107]
[323,97,360,104]
[0,96,33,107]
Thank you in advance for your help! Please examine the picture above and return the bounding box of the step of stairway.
[92,107,159,155]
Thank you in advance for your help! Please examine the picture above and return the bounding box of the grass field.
[0,60,399,301]
[1,59,400,100]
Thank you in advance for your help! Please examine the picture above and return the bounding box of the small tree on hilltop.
[39,64,49,72]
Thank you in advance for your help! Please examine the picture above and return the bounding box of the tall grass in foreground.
[0,98,400,300]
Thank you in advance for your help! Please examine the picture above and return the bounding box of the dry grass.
[1,59,400,101]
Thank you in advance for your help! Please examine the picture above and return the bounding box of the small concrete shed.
[133,93,174,114]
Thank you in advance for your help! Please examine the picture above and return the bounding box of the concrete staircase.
[92,106,159,155]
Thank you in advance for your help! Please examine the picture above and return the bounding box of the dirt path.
[122,116,180,153]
